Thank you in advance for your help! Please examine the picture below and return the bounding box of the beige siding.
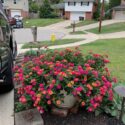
[114,11,125,20]
[3,0,29,11]
[121,0,125,5]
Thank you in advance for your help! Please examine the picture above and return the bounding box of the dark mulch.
[42,109,124,125]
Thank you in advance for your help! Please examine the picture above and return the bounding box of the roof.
[64,0,95,2]
[113,5,125,10]
[52,3,65,9]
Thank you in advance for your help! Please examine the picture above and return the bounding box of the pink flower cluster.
[14,48,116,113]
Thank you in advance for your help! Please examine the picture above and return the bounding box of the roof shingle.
[64,0,95,2]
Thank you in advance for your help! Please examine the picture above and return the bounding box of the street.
[14,28,65,44]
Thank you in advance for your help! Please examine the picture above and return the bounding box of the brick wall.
[21,10,29,18]
[64,11,70,20]
[112,9,115,19]
[85,12,93,20]
[121,0,125,5]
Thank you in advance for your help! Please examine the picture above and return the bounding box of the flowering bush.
[14,48,115,113]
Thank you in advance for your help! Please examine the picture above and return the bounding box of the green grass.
[23,18,64,28]
[22,39,84,49]
[67,20,97,28]
[87,22,125,34]
[78,38,125,82]
[70,31,86,35]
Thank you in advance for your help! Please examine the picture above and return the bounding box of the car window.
[0,17,4,42]
[0,27,4,42]
[0,13,10,42]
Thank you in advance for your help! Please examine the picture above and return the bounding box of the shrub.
[14,48,115,114]
[39,0,54,18]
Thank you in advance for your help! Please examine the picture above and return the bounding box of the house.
[2,0,29,18]
[112,0,125,20]
[52,3,65,18]
[64,0,97,21]
[33,0,43,6]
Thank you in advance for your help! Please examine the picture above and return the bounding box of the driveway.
[0,90,14,125]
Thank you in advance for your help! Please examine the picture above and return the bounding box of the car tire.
[0,53,14,93]
[22,24,23,28]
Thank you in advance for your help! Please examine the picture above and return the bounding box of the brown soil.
[42,109,124,125]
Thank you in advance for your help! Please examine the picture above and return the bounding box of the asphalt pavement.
[14,28,65,44]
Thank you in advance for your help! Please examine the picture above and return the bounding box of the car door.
[0,12,10,75]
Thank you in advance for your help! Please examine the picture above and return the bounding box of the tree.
[93,0,101,20]
[39,0,54,18]
[49,0,63,4]
[29,1,39,13]
[109,0,121,9]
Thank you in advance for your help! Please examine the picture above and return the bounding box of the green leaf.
[95,109,102,116]
[122,113,125,124]
[111,110,118,117]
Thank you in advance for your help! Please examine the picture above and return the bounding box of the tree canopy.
[109,0,121,8]
[39,0,53,18]
[49,0,63,4]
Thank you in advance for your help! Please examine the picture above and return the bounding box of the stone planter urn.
[51,90,77,117]
[57,90,77,109]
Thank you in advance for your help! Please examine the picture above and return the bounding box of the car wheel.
[0,54,14,93]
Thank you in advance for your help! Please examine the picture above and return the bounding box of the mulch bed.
[42,109,124,125]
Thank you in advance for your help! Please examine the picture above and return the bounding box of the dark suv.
[0,3,17,92]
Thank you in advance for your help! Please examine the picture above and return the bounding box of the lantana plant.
[14,47,116,113]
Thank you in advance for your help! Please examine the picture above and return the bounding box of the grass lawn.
[78,38,125,82]
[87,22,125,34]
[23,18,64,28]
[70,31,86,35]
[67,20,97,28]
[22,39,84,49]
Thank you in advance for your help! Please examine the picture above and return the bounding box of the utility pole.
[99,0,105,33]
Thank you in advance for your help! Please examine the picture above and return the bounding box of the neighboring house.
[2,0,29,18]
[112,0,125,20]
[52,3,65,18]
[64,0,98,21]
[33,0,43,6]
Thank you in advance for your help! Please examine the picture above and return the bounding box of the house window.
[81,2,89,6]
[1,0,4,3]
[14,0,17,4]
[68,2,76,6]
[87,2,89,6]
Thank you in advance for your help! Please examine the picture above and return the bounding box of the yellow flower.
[56,100,61,105]
[29,72,33,75]
[37,94,42,98]
[67,83,72,88]
[48,90,53,95]
[71,81,74,85]
[81,101,85,107]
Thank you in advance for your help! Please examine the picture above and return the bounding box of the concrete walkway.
[99,31,125,39]
[76,19,125,31]
[0,90,14,125]
[41,19,125,33]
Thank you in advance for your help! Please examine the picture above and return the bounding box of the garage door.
[114,11,125,20]
[11,10,21,17]
[70,12,85,21]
